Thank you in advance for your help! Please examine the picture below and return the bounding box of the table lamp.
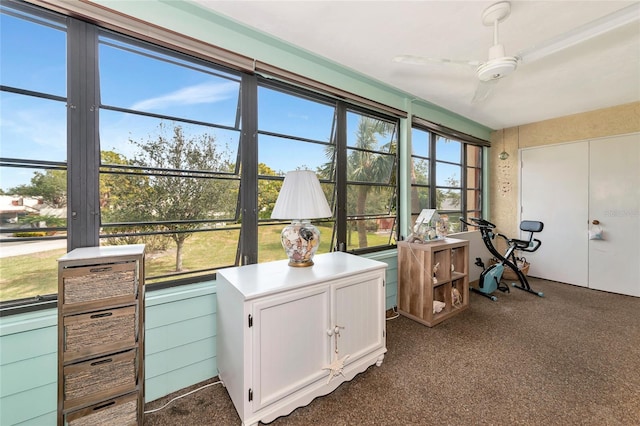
[271,170,332,267]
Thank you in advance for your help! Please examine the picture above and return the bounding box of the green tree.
[19,214,65,229]
[436,176,461,210]
[100,151,170,250]
[128,123,235,272]
[348,117,396,248]
[410,157,429,216]
[257,163,281,219]
[9,169,66,207]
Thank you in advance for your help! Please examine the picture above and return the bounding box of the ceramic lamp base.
[281,220,320,267]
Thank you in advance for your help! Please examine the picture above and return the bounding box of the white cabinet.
[216,252,387,426]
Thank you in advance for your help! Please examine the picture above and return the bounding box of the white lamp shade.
[271,170,332,219]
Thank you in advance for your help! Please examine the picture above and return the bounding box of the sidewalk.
[0,239,67,258]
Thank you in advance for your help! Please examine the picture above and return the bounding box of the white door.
[520,134,640,296]
[588,134,640,296]
[520,142,589,286]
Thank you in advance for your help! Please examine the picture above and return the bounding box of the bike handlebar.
[459,217,497,229]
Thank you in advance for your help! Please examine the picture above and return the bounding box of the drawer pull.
[93,400,116,411]
[90,266,113,273]
[90,358,113,366]
[90,312,113,319]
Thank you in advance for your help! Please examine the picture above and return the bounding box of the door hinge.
[248,314,253,328]
[248,388,253,402]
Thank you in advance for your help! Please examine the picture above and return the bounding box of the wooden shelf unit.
[57,245,145,426]
[397,238,469,327]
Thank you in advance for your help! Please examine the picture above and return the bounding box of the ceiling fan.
[393,1,640,103]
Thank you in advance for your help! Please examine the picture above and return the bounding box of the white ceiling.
[193,1,640,130]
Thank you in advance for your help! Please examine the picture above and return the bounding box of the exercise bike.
[460,217,544,301]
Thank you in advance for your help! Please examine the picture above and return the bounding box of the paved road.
[0,239,67,258]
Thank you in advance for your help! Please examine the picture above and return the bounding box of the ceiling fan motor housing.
[477,2,518,81]
[476,44,518,81]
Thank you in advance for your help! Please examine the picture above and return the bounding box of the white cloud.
[131,81,237,111]
[287,112,309,120]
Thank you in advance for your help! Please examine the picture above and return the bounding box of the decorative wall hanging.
[497,129,512,196]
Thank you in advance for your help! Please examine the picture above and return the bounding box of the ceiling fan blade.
[471,78,501,104]
[517,3,640,64]
[393,55,479,68]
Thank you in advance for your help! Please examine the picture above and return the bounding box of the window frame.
[409,122,485,233]
[0,1,68,314]
[96,28,244,286]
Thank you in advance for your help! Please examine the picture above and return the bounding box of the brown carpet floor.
[143,278,640,425]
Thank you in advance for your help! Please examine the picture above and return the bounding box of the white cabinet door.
[251,285,331,410]
[588,134,640,296]
[332,272,385,365]
[520,142,589,286]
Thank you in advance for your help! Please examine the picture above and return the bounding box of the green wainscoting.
[0,310,57,425]
[144,281,218,402]
[0,251,398,425]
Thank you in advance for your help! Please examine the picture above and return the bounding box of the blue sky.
[1,5,460,192]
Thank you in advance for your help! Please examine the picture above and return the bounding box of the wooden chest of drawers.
[57,245,145,426]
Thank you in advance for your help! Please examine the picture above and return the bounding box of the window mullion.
[429,131,437,209]
[239,73,258,265]
[461,144,468,220]
[67,17,100,250]
[335,101,347,250]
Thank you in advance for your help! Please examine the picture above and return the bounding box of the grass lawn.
[1,224,391,302]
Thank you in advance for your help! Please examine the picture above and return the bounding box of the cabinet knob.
[327,325,345,336]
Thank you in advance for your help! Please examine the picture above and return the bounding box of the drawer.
[63,349,138,410]
[63,306,137,362]
[61,261,138,311]
[65,392,139,426]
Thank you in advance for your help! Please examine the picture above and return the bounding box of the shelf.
[397,238,469,327]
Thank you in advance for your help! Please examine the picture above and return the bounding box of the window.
[344,109,398,251]
[0,2,67,305]
[410,125,484,233]
[256,85,399,259]
[256,84,337,263]
[466,144,483,220]
[435,135,462,231]
[98,33,242,285]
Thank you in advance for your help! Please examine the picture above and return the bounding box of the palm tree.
[348,116,396,248]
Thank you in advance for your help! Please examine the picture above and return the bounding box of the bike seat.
[521,220,544,233]
[517,220,544,252]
